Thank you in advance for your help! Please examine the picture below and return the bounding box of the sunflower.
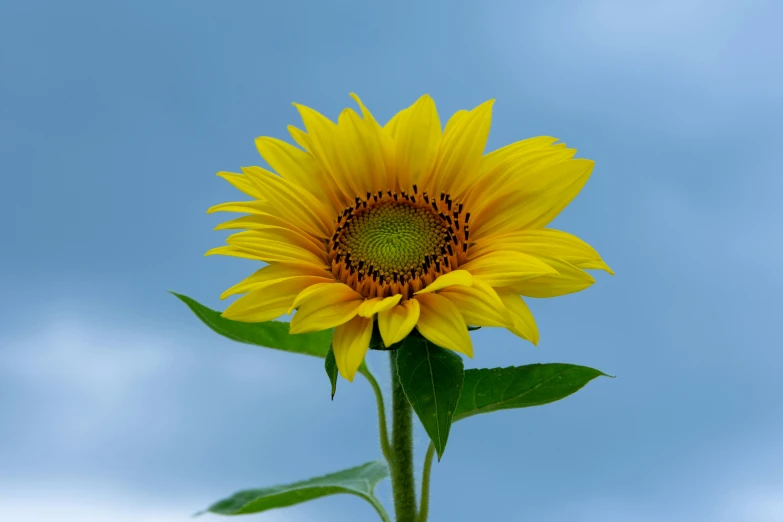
[207,94,612,381]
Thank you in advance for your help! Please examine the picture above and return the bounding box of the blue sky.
[2,0,782,520]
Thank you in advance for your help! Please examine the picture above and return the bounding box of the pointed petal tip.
[474,98,495,111]
[338,366,358,383]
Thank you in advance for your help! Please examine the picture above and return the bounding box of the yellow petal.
[220,263,333,300]
[427,99,494,198]
[349,93,397,188]
[336,108,387,196]
[289,283,364,334]
[204,245,266,261]
[471,228,613,274]
[332,315,374,382]
[242,166,334,238]
[462,137,563,210]
[221,223,324,255]
[349,93,380,127]
[358,294,403,318]
[510,257,595,298]
[255,136,341,212]
[439,279,511,328]
[415,293,473,357]
[216,171,264,199]
[221,277,330,323]
[393,94,442,190]
[460,250,557,287]
[469,145,578,225]
[377,299,420,347]
[384,107,409,138]
[291,103,355,204]
[474,151,577,224]
[443,110,467,135]
[473,159,594,239]
[207,200,270,215]
[495,289,539,344]
[415,270,473,295]
[287,281,334,313]
[214,214,293,232]
[478,137,560,177]
[287,125,312,152]
[225,229,327,265]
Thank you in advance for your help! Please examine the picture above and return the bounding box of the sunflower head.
[207,94,612,381]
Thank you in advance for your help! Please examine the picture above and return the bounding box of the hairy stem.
[389,350,417,522]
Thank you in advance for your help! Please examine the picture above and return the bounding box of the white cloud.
[723,490,783,522]
[566,0,748,60]
[484,0,781,137]
[533,432,783,522]
[508,0,770,77]
[0,308,316,453]
[0,309,373,522]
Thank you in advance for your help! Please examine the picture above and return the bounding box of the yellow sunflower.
[207,94,612,381]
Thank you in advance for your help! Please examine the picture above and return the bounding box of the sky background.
[2,0,782,520]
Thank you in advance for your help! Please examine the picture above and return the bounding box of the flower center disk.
[344,203,445,274]
[328,190,471,299]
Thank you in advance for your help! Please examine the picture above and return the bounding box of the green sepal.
[324,345,338,399]
[394,335,464,461]
[201,461,390,519]
[454,363,611,421]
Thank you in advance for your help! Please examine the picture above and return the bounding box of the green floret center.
[342,202,446,274]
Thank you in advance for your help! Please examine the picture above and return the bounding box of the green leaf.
[454,363,609,421]
[203,461,390,520]
[395,336,464,460]
[325,345,338,399]
[171,292,331,358]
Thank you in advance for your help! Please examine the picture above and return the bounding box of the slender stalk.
[389,350,417,522]
[417,443,436,522]
[368,496,394,522]
[362,368,392,462]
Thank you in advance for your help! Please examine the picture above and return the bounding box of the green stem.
[417,444,436,522]
[368,496,394,522]
[389,350,417,522]
[361,368,392,462]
